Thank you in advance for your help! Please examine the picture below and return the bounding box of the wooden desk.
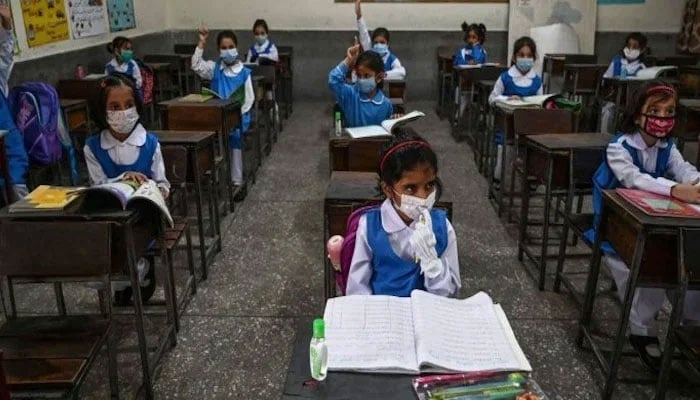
[518,133,612,290]
[323,171,453,299]
[153,130,219,278]
[474,79,496,175]
[56,78,103,103]
[0,207,176,400]
[679,65,700,98]
[436,46,454,118]
[579,190,700,399]
[282,317,415,400]
[600,77,648,132]
[277,46,294,118]
[488,104,515,215]
[144,54,191,94]
[544,54,597,93]
[146,62,179,101]
[158,97,243,213]
[562,64,608,96]
[452,66,507,142]
[677,99,700,162]
[383,78,406,104]
[328,130,389,174]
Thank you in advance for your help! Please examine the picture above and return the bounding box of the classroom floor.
[7,101,699,399]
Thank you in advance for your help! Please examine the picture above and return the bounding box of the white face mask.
[107,107,139,134]
[395,190,436,221]
[624,47,640,61]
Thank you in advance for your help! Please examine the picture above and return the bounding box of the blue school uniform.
[211,62,252,149]
[366,208,449,297]
[0,93,28,189]
[383,51,398,72]
[249,41,274,63]
[328,62,393,128]
[611,55,644,77]
[454,43,487,66]
[85,132,158,179]
[105,60,143,100]
[500,69,542,98]
[584,133,674,254]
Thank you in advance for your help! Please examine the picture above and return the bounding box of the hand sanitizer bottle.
[334,111,342,136]
[309,318,328,381]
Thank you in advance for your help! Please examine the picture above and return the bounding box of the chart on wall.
[107,0,135,32]
[508,0,597,75]
[67,0,107,39]
[20,0,70,47]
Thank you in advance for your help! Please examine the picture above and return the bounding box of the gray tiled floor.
[12,101,699,399]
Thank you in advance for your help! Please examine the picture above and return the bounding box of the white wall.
[597,0,683,33]
[11,0,168,62]
[166,0,683,33]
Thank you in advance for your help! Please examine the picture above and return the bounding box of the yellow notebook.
[9,185,82,212]
[178,94,214,103]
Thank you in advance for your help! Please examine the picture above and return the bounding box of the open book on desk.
[78,180,173,227]
[625,66,678,81]
[324,290,532,374]
[495,94,560,112]
[454,62,501,70]
[616,188,700,218]
[344,110,425,139]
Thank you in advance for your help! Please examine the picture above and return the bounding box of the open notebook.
[344,111,425,139]
[495,94,559,112]
[626,66,678,81]
[323,290,532,374]
[617,188,700,218]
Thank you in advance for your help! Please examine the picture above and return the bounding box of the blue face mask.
[516,57,534,73]
[220,48,238,64]
[255,34,267,46]
[357,77,377,95]
[373,43,389,56]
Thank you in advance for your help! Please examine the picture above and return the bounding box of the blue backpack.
[8,83,78,184]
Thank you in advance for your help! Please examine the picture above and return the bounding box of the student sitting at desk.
[488,36,543,182]
[105,36,143,99]
[347,129,461,297]
[192,25,254,194]
[587,81,700,373]
[454,22,487,67]
[600,32,649,134]
[245,19,279,65]
[354,0,406,80]
[329,41,393,128]
[0,6,28,202]
[84,74,170,305]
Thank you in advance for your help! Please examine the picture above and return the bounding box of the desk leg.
[125,226,154,400]
[191,149,208,280]
[603,231,646,400]
[517,146,530,262]
[579,207,606,348]
[222,127,235,213]
[554,165,576,293]
[538,155,555,291]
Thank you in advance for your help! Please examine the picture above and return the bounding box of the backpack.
[137,61,155,105]
[336,203,381,295]
[8,83,63,166]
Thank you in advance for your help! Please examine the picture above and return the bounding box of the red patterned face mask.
[642,114,675,138]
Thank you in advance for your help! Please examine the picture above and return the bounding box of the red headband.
[379,140,431,172]
[646,85,676,97]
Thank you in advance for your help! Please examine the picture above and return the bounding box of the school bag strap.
[336,200,383,295]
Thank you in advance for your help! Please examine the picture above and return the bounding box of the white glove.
[409,209,443,279]
[12,184,28,201]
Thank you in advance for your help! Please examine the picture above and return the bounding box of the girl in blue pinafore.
[192,26,254,198]
[488,36,543,182]
[586,81,700,373]
[84,74,170,306]
[105,36,143,100]
[346,129,461,298]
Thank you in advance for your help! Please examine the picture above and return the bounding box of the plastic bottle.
[334,111,342,136]
[620,66,627,80]
[309,318,328,381]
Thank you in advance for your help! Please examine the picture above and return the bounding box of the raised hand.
[198,23,209,47]
[355,0,362,20]
[0,6,12,30]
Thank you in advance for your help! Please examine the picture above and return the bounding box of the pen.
[432,381,523,399]
[417,372,523,388]
[447,388,526,400]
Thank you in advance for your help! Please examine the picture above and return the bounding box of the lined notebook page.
[324,295,418,373]
[411,290,529,373]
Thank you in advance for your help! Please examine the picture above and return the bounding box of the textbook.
[323,290,532,375]
[78,179,174,227]
[495,94,560,111]
[179,93,214,103]
[626,66,678,81]
[616,188,700,218]
[201,86,227,100]
[454,62,501,70]
[344,110,425,139]
[9,185,81,213]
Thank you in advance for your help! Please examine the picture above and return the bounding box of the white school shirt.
[603,57,645,78]
[245,40,279,63]
[0,27,14,97]
[83,124,170,194]
[346,199,461,297]
[488,65,544,105]
[607,132,700,197]
[357,17,407,81]
[191,47,255,114]
[104,58,143,89]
